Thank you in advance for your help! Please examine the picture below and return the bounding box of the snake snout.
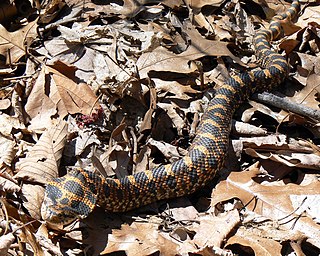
[41,183,79,225]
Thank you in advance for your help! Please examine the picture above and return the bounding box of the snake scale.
[41,1,300,224]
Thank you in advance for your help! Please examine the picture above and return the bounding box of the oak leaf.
[211,163,320,248]
[0,21,37,67]
[25,64,100,131]
[102,223,179,256]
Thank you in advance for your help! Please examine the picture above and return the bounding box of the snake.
[41,0,300,225]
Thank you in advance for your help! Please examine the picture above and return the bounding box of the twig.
[1,74,33,82]
[252,92,320,121]
[129,127,138,172]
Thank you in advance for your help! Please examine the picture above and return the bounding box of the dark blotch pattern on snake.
[41,1,300,225]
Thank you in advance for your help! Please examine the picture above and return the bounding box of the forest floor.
[0,0,320,255]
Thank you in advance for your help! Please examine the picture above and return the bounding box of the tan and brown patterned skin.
[41,1,300,225]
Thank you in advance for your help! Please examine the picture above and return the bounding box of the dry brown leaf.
[233,2,255,44]
[257,0,295,19]
[0,233,15,255]
[211,163,320,248]
[0,135,16,166]
[99,120,131,178]
[0,21,37,67]
[25,66,57,132]
[139,84,157,132]
[245,148,320,170]
[192,210,240,248]
[18,225,44,256]
[114,0,184,17]
[291,73,320,110]
[0,172,20,193]
[44,22,139,84]
[239,134,320,171]
[15,120,68,184]
[187,0,225,12]
[137,46,195,78]
[107,145,131,178]
[147,138,187,162]
[36,224,63,255]
[213,16,235,41]
[43,33,90,68]
[295,4,320,27]
[47,65,100,117]
[135,145,152,174]
[226,228,283,255]
[0,113,25,136]
[0,99,10,110]
[168,205,199,220]
[241,100,284,123]
[240,134,315,152]
[226,223,306,255]
[295,53,320,75]
[155,80,200,100]
[184,20,244,67]
[102,222,179,256]
[137,38,235,79]
[74,130,100,156]
[157,102,186,135]
[25,65,100,128]
[20,184,45,221]
[39,0,66,24]
[191,246,235,256]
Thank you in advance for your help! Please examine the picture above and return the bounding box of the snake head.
[41,169,99,225]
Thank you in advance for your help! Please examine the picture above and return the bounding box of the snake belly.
[41,1,300,225]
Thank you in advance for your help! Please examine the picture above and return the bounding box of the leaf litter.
[0,0,320,255]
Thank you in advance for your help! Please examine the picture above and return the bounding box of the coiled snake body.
[41,1,300,224]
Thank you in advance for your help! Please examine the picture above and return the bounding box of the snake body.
[41,1,300,224]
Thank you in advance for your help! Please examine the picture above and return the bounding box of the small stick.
[252,92,320,121]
